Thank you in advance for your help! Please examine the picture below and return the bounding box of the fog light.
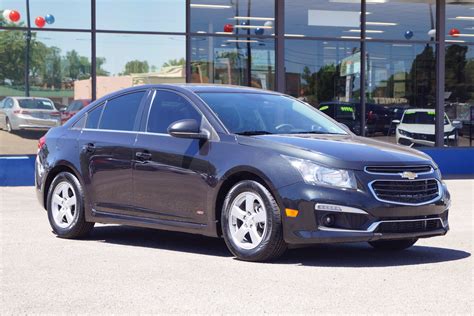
[322,214,335,227]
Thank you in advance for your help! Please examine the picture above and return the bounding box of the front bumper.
[278,178,450,245]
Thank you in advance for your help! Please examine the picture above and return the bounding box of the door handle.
[83,143,95,153]
[135,151,152,161]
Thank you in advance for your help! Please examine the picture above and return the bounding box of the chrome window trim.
[364,165,434,176]
[368,178,442,206]
[318,217,446,234]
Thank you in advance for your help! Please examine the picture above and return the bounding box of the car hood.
[239,134,434,171]
[398,123,455,134]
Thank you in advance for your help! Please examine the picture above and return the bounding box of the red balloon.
[9,10,20,22]
[449,28,460,37]
[35,16,46,28]
[223,23,234,33]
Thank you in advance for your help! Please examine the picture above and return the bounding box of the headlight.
[398,129,411,137]
[282,156,357,189]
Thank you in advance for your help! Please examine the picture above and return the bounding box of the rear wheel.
[368,238,417,251]
[6,118,12,133]
[47,172,94,238]
[221,180,287,262]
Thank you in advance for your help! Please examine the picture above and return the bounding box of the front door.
[133,90,212,224]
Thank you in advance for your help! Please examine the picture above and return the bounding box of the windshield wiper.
[236,130,274,136]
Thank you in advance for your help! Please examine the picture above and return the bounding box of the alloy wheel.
[228,191,267,250]
[51,181,78,229]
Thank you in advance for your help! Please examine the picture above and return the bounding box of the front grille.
[376,219,442,233]
[412,133,436,142]
[365,165,432,175]
[370,179,440,205]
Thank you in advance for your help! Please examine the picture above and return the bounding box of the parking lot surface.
[1,180,473,314]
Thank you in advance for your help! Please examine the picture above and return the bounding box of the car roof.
[9,96,53,101]
[105,84,282,95]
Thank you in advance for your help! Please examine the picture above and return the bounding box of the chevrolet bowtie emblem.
[401,171,418,180]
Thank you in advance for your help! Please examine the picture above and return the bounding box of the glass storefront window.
[285,39,362,134]
[28,31,91,109]
[96,33,185,97]
[445,43,474,147]
[364,0,436,41]
[0,29,26,98]
[97,0,185,33]
[446,1,474,45]
[0,1,26,27]
[191,0,275,36]
[29,0,90,29]
[285,0,361,38]
[191,36,275,90]
[365,43,437,147]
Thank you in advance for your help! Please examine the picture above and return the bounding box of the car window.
[4,98,14,109]
[99,91,145,131]
[147,91,202,134]
[85,103,104,129]
[402,111,449,125]
[18,99,54,110]
[71,115,86,130]
[198,93,347,135]
[67,101,83,112]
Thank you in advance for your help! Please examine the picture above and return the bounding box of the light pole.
[24,0,31,97]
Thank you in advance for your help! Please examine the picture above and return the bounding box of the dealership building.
[1,0,474,176]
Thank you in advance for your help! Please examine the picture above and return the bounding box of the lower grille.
[370,179,440,205]
[376,219,442,234]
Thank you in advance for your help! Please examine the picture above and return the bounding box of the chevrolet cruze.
[35,85,450,261]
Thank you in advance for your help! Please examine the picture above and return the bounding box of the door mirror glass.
[168,119,209,140]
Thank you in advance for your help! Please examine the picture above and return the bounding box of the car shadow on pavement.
[277,243,471,268]
[12,130,47,140]
[86,225,232,258]
[86,225,470,267]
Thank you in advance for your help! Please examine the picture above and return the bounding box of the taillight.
[14,110,31,114]
[38,136,46,150]
[50,111,60,116]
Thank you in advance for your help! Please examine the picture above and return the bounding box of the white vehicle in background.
[393,109,461,147]
[0,97,61,133]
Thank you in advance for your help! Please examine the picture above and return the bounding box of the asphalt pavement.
[1,180,473,314]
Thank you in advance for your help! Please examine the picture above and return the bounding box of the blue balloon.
[45,14,55,24]
[404,30,413,40]
[255,28,264,36]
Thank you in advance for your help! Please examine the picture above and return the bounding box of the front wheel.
[6,118,13,133]
[368,238,418,251]
[47,172,94,238]
[221,180,287,262]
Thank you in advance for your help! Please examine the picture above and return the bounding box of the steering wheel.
[275,124,295,133]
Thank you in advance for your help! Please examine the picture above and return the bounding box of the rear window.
[67,101,85,112]
[18,99,54,110]
[402,111,449,125]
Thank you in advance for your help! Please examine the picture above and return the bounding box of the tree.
[407,44,436,108]
[122,60,149,75]
[162,58,185,67]
[445,44,469,102]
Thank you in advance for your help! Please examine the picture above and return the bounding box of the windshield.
[18,99,54,110]
[198,93,347,135]
[402,111,449,125]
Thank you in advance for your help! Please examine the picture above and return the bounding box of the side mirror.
[392,119,401,125]
[59,107,67,112]
[452,120,462,129]
[168,119,210,140]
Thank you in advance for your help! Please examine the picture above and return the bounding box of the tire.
[368,238,418,251]
[6,118,12,133]
[221,180,287,262]
[47,171,94,238]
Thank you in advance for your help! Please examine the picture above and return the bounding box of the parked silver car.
[0,97,61,132]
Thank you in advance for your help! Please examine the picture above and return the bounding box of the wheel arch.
[213,167,284,237]
[43,161,84,210]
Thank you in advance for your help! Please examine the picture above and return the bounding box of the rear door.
[78,90,148,215]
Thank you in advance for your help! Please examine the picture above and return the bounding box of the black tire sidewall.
[221,180,283,261]
[47,172,86,237]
